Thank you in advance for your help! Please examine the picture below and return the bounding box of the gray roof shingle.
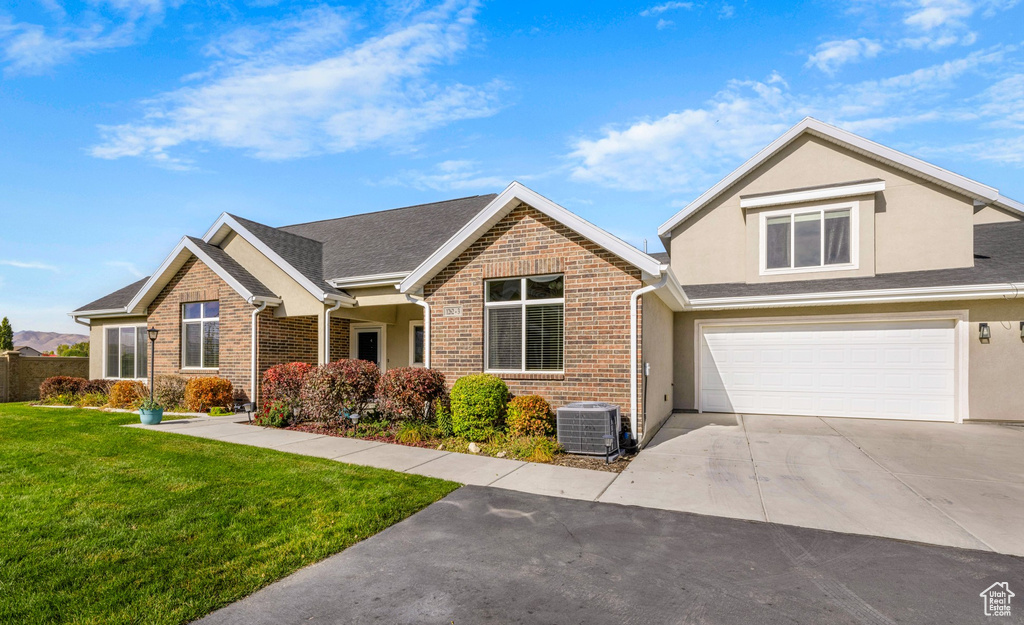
[75,276,150,312]
[684,221,1024,299]
[278,194,496,281]
[186,237,276,299]
[227,214,344,296]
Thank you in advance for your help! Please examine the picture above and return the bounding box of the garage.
[697,318,958,421]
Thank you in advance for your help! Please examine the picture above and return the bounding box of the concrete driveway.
[196,487,1024,625]
[599,413,1024,556]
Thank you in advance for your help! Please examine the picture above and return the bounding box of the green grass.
[0,404,459,624]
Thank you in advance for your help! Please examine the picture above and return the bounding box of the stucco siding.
[87,316,149,379]
[672,299,1024,422]
[220,231,323,317]
[641,292,674,442]
[667,134,978,285]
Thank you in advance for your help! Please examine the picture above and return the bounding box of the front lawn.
[0,404,459,625]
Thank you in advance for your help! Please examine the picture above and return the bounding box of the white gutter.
[72,316,91,329]
[630,272,668,447]
[324,299,344,363]
[405,294,431,368]
[686,282,1024,311]
[250,299,269,405]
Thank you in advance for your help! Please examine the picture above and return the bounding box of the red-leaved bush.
[298,359,379,424]
[506,395,555,437]
[39,376,87,400]
[261,362,314,409]
[375,367,447,422]
[83,379,115,395]
[184,376,234,412]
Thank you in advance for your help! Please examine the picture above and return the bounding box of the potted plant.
[138,397,164,425]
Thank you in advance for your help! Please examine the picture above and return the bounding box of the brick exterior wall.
[147,256,253,400]
[424,203,646,433]
[255,312,319,404]
[330,316,351,362]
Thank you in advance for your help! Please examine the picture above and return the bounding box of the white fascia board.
[994,195,1024,217]
[652,265,690,312]
[740,180,885,209]
[330,272,409,289]
[400,181,663,293]
[125,237,283,314]
[686,282,1024,311]
[67,309,135,319]
[658,117,1001,237]
[202,213,335,303]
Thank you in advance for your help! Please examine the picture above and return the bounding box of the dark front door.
[356,329,380,367]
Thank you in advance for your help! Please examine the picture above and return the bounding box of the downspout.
[324,299,343,363]
[72,316,91,329]
[630,272,668,449]
[405,294,431,368]
[250,299,268,406]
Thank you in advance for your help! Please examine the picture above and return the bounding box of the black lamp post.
[147,327,159,402]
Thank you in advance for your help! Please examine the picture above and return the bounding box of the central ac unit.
[556,402,621,456]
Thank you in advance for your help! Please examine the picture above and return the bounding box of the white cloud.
[90,1,503,167]
[806,38,883,74]
[105,261,145,278]
[0,260,59,271]
[719,4,736,18]
[568,47,1020,192]
[640,2,694,17]
[656,19,674,30]
[0,0,178,74]
[381,159,509,191]
[904,0,975,30]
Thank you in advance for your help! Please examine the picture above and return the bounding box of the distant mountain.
[13,331,89,354]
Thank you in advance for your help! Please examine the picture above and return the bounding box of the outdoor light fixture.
[980,323,991,342]
[348,413,360,426]
[147,327,158,402]
[602,434,614,464]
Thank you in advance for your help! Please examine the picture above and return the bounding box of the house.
[14,345,43,357]
[660,117,1024,425]
[71,184,682,441]
[71,117,1024,447]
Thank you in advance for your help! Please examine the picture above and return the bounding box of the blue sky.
[1,0,1022,334]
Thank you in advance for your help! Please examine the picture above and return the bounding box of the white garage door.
[699,319,956,421]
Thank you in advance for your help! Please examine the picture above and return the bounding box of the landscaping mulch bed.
[272,421,633,472]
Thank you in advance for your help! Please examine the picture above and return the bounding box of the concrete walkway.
[126,417,618,501]
[128,412,1024,556]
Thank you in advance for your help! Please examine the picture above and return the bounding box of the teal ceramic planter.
[139,408,164,425]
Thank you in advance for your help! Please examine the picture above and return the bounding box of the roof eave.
[658,117,1005,237]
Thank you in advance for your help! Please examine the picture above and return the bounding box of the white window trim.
[409,321,425,367]
[102,324,149,381]
[483,275,565,374]
[350,323,387,371]
[759,200,860,276]
[181,302,220,371]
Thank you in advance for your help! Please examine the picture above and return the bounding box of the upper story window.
[485,275,564,373]
[105,325,148,379]
[182,301,219,369]
[761,202,857,275]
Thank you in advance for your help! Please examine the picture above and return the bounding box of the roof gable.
[658,117,1023,238]
[399,182,665,293]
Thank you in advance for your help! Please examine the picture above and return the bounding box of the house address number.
[443,306,463,317]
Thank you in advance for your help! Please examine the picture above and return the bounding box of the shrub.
[299,360,379,424]
[261,362,314,410]
[450,374,509,442]
[109,380,148,409]
[42,393,79,406]
[82,379,114,395]
[506,395,555,437]
[396,421,436,444]
[39,376,87,401]
[256,401,289,428]
[184,377,234,413]
[375,367,447,422]
[524,437,561,463]
[434,398,453,437]
[153,374,187,410]
[77,392,109,407]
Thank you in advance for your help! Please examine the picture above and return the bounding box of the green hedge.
[450,374,509,441]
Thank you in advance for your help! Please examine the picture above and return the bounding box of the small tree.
[57,342,90,357]
[0,317,12,352]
